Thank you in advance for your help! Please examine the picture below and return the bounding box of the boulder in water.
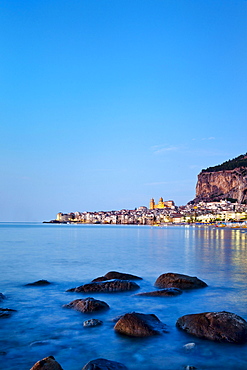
[155,273,207,290]
[82,358,128,370]
[114,312,167,337]
[176,311,247,343]
[134,288,182,297]
[83,318,103,327]
[0,308,17,318]
[92,271,142,282]
[63,297,109,313]
[67,279,140,293]
[30,356,63,370]
[25,280,51,286]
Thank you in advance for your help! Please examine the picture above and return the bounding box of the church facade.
[149,197,174,209]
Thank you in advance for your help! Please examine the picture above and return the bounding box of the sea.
[0,222,247,370]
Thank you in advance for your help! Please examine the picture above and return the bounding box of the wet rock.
[30,355,63,370]
[185,366,197,370]
[83,318,103,327]
[67,279,140,293]
[155,273,207,290]
[134,288,182,297]
[114,312,167,337]
[0,308,17,318]
[183,343,196,351]
[25,280,51,286]
[93,271,142,282]
[82,358,128,370]
[63,297,109,313]
[176,311,247,343]
[0,293,5,301]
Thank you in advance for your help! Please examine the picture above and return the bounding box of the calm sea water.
[0,223,247,370]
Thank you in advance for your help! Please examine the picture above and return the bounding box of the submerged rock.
[67,279,140,293]
[83,318,103,327]
[134,288,182,297]
[0,293,5,301]
[0,308,17,318]
[63,297,109,313]
[114,312,167,337]
[176,311,247,343]
[82,358,128,370]
[25,280,51,286]
[183,343,196,351]
[30,356,63,370]
[93,271,142,282]
[155,273,207,290]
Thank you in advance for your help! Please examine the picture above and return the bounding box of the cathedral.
[149,197,174,209]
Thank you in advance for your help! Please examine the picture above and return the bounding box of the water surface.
[0,223,247,369]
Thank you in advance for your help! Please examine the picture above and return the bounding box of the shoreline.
[43,220,247,230]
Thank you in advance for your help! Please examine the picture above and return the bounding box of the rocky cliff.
[194,154,247,203]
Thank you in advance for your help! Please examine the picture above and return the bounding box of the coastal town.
[49,197,247,226]
[45,154,247,227]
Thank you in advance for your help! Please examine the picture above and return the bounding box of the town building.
[149,197,174,209]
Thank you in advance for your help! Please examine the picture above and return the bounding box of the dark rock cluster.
[3,270,247,370]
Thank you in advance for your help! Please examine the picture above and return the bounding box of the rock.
[194,162,247,203]
[92,271,142,282]
[155,273,207,290]
[30,356,63,370]
[25,280,51,286]
[0,308,17,318]
[176,311,247,343]
[185,366,197,370]
[183,343,196,351]
[63,298,109,313]
[0,293,5,301]
[83,358,128,370]
[83,318,103,327]
[67,279,140,293]
[134,288,182,297]
[114,312,167,337]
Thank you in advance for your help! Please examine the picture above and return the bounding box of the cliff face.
[194,167,247,203]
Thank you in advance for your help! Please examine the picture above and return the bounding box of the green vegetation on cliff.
[202,153,247,173]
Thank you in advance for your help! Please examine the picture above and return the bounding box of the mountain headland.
[193,153,247,204]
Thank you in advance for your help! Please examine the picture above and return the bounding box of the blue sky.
[0,0,246,221]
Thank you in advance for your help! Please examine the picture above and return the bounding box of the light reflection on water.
[0,223,247,370]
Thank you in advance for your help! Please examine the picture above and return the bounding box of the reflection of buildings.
[149,197,175,209]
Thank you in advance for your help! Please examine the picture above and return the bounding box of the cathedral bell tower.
[149,198,155,209]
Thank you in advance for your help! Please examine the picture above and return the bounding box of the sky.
[0,0,246,221]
